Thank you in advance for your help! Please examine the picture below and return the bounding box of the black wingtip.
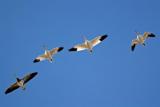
[100,35,108,41]
[31,72,38,77]
[33,59,40,63]
[29,72,38,80]
[149,33,156,37]
[58,47,64,52]
[131,44,135,51]
[5,89,12,94]
[32,72,38,75]
[69,48,77,52]
[5,91,8,94]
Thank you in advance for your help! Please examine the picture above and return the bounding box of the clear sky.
[0,0,160,107]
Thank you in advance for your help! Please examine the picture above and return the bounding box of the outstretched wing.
[5,82,20,94]
[143,32,156,39]
[131,39,139,51]
[33,54,48,63]
[23,72,38,84]
[91,35,108,47]
[69,43,87,52]
[50,47,64,55]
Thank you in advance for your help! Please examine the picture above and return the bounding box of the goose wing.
[33,54,48,63]
[50,47,64,55]
[69,43,87,52]
[5,82,20,94]
[143,32,156,39]
[131,39,139,51]
[91,35,108,47]
[23,72,38,84]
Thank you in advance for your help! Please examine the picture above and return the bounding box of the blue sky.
[0,0,160,107]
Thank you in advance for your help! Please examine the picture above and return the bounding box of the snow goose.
[131,32,155,51]
[69,34,108,53]
[5,72,38,94]
[33,47,64,63]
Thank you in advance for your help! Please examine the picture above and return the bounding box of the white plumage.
[33,47,64,63]
[69,34,108,53]
[131,32,155,51]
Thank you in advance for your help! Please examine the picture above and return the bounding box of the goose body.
[33,47,64,63]
[131,32,155,51]
[5,72,38,94]
[69,34,108,52]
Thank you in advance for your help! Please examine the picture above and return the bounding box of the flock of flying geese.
[5,31,156,94]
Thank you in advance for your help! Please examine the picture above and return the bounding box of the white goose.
[5,72,38,94]
[69,34,108,52]
[33,47,64,63]
[131,32,156,51]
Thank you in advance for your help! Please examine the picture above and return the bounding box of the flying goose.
[33,47,64,63]
[5,72,38,94]
[69,34,108,52]
[131,32,155,51]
